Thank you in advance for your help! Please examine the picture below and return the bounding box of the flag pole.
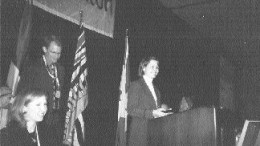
[79,10,83,27]
[124,29,128,132]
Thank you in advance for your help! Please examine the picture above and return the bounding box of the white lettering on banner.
[86,0,113,11]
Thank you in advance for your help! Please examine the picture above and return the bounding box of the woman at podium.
[127,56,172,146]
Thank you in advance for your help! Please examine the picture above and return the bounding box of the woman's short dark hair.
[10,88,47,127]
[138,56,159,77]
[42,35,62,48]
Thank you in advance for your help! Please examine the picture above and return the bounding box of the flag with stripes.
[63,29,88,146]
[6,0,32,94]
[115,30,130,146]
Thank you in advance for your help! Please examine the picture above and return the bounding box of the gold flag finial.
[79,10,83,26]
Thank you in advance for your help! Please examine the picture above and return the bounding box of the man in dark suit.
[127,56,172,146]
[17,35,65,144]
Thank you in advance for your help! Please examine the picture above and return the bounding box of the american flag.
[63,29,88,146]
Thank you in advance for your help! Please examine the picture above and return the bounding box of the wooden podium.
[148,107,217,146]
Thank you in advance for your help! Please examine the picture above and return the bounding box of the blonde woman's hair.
[10,88,47,127]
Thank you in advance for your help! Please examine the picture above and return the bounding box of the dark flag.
[63,28,88,146]
[115,30,130,146]
[6,0,32,94]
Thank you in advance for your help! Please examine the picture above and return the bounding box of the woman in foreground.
[0,88,59,146]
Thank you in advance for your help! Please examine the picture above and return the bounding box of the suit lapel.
[40,58,53,85]
[154,86,161,106]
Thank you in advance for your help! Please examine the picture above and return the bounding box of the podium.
[148,107,217,146]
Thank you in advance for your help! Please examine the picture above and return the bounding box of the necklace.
[43,55,61,110]
[42,55,60,87]
[29,132,37,143]
[29,125,40,146]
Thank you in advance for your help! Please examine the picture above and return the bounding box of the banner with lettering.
[34,0,116,38]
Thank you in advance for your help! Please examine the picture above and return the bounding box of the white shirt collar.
[143,75,158,107]
[143,75,153,85]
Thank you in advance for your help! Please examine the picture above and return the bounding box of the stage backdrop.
[220,56,235,111]
[33,0,116,38]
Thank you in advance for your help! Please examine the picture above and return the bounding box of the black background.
[1,0,222,145]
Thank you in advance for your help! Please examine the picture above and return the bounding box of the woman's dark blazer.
[127,77,161,146]
[0,121,60,146]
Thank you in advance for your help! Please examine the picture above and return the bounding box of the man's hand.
[0,86,12,96]
[0,86,13,108]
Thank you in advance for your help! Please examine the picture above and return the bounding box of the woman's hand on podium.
[153,107,173,118]
[161,104,174,114]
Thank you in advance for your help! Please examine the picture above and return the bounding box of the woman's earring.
[22,107,27,113]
